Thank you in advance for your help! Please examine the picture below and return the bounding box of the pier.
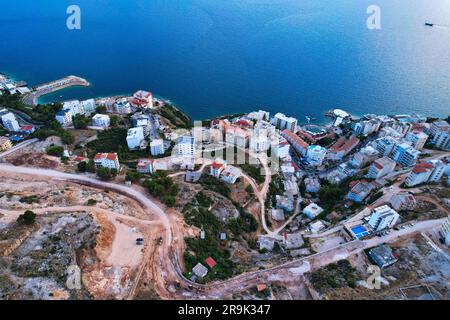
[23,75,90,106]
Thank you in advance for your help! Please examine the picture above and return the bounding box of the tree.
[61,130,75,145]
[110,115,119,127]
[72,114,90,129]
[163,195,176,207]
[96,105,107,114]
[46,145,64,157]
[17,210,36,225]
[97,167,112,180]
[77,161,87,172]
[125,170,141,182]
[86,159,96,173]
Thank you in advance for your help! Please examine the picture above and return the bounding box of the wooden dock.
[23,75,90,106]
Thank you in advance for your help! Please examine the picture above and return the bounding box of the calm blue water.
[1,0,450,122]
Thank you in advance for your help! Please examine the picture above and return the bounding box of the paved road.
[0,138,38,159]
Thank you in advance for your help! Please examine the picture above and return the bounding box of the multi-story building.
[371,136,398,157]
[406,131,429,150]
[126,127,145,150]
[271,113,298,132]
[306,145,327,166]
[432,129,450,150]
[55,109,73,127]
[210,159,227,178]
[368,205,400,231]
[150,139,165,156]
[93,153,120,170]
[220,165,242,184]
[114,98,132,114]
[428,159,447,183]
[366,156,396,179]
[249,133,270,152]
[136,159,154,174]
[91,114,110,128]
[281,130,309,156]
[271,137,291,159]
[429,120,450,137]
[225,125,249,149]
[346,180,379,203]
[303,203,324,219]
[132,90,153,109]
[327,135,360,161]
[389,193,416,211]
[0,109,20,132]
[405,162,434,187]
[439,216,450,246]
[391,142,420,167]
[0,136,12,151]
[247,110,270,122]
[177,136,195,157]
[349,146,379,168]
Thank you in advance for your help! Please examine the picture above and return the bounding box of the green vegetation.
[183,207,235,281]
[266,176,284,208]
[19,195,39,204]
[87,199,97,206]
[199,175,231,197]
[125,170,142,182]
[77,161,87,172]
[195,191,213,207]
[142,171,179,207]
[240,164,265,184]
[96,167,118,181]
[72,114,90,129]
[309,260,358,292]
[33,120,75,145]
[319,184,345,209]
[95,105,107,114]
[317,137,334,147]
[110,115,119,127]
[46,145,64,157]
[367,191,384,204]
[85,128,148,161]
[17,210,36,225]
[0,91,62,123]
[158,103,193,128]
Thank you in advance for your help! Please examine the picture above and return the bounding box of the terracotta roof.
[256,284,267,292]
[20,125,34,131]
[212,161,224,170]
[94,153,118,161]
[412,162,434,174]
[282,130,309,149]
[204,257,217,268]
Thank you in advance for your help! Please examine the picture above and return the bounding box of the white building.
[177,136,195,157]
[406,131,429,150]
[0,110,20,132]
[271,137,291,159]
[247,110,270,121]
[220,165,242,184]
[433,130,450,150]
[306,145,327,166]
[366,156,396,179]
[391,142,420,167]
[303,203,324,219]
[55,109,73,127]
[429,120,450,137]
[150,139,165,156]
[93,153,120,170]
[126,127,145,150]
[210,159,227,178]
[368,205,400,231]
[225,125,249,149]
[271,113,297,132]
[132,90,153,109]
[371,136,398,157]
[249,133,270,152]
[91,114,110,128]
[439,216,450,246]
[114,98,132,114]
[428,159,447,183]
[389,193,416,211]
[349,146,379,168]
[136,159,154,174]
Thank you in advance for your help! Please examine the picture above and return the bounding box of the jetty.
[23,75,90,106]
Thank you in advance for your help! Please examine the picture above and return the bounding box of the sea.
[1,0,450,122]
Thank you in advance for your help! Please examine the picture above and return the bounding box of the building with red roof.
[204,257,217,269]
[93,153,120,170]
[281,129,309,156]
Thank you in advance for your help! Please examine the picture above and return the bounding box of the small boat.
[425,22,434,27]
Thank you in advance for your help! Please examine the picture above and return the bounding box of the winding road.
[0,163,444,299]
